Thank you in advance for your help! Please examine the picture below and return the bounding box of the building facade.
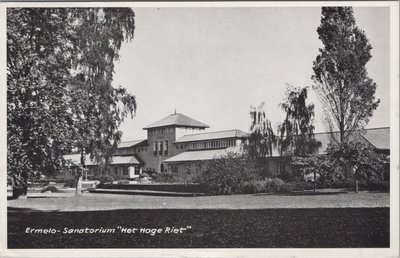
[63,112,247,179]
[63,112,390,180]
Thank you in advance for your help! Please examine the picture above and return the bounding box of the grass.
[7,189,389,211]
[8,207,389,248]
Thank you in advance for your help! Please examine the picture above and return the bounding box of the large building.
[63,112,247,179]
[62,112,390,180]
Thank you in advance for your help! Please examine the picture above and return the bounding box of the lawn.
[7,189,389,211]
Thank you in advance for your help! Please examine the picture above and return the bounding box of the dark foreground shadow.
[8,207,389,249]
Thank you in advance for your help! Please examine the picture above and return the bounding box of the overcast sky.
[113,7,390,141]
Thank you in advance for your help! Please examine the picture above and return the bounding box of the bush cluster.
[194,153,260,195]
[152,170,199,183]
[98,175,119,184]
[240,178,314,194]
[64,179,77,188]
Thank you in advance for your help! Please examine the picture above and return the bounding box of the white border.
[0,2,398,258]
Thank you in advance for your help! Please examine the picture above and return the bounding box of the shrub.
[240,180,265,194]
[64,179,77,188]
[152,173,173,183]
[117,179,130,185]
[195,152,261,195]
[98,175,117,184]
[41,186,60,193]
[263,178,288,193]
[326,178,354,189]
[240,178,315,194]
[362,179,389,192]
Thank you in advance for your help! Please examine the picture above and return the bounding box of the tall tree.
[7,9,78,198]
[278,85,320,157]
[312,7,380,144]
[66,8,136,194]
[7,8,136,198]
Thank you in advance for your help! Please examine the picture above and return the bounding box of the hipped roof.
[143,113,209,129]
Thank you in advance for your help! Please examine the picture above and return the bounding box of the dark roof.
[143,113,209,129]
[268,127,390,157]
[313,127,390,153]
[175,129,248,143]
[362,127,390,150]
[117,139,147,148]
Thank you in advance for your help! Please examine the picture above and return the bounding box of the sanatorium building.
[63,112,390,179]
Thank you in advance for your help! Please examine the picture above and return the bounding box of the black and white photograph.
[2,1,399,257]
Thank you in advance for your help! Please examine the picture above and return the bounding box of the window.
[134,167,140,175]
[159,141,163,155]
[153,142,157,156]
[164,140,168,155]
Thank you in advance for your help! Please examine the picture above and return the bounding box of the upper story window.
[164,140,168,155]
[158,141,163,155]
[153,142,157,156]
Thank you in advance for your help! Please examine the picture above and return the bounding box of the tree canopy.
[278,85,321,157]
[246,102,276,159]
[7,8,136,198]
[312,7,380,144]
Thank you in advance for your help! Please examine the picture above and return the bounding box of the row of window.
[115,147,148,155]
[149,127,174,135]
[175,139,236,150]
[153,140,169,156]
[59,166,137,177]
[112,139,237,156]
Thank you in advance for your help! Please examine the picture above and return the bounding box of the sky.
[112,7,390,141]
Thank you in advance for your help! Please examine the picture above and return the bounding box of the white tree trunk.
[75,172,83,196]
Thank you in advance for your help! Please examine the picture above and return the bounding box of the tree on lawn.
[312,7,380,144]
[312,7,381,192]
[7,8,136,198]
[7,8,78,198]
[66,8,136,195]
